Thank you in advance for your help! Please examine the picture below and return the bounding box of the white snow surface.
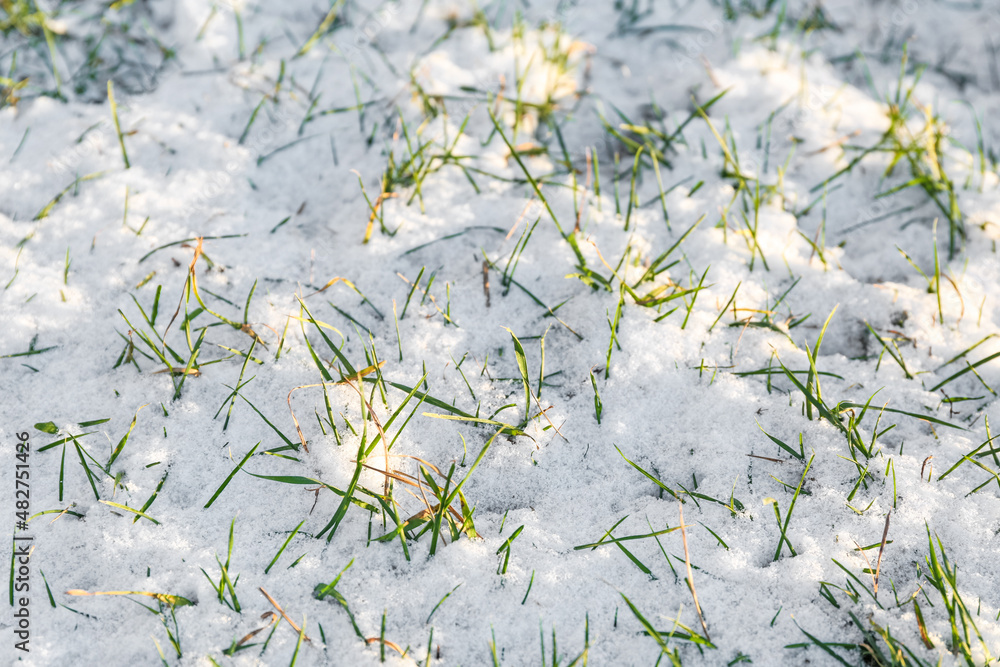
[2,1,1000,665]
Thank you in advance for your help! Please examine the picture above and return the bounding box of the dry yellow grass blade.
[403,502,464,526]
[863,512,892,599]
[365,636,407,656]
[285,361,387,453]
[306,276,353,297]
[151,367,201,377]
[678,500,710,642]
[233,612,278,648]
[66,589,193,607]
[341,376,391,496]
[259,587,311,643]
[162,237,204,346]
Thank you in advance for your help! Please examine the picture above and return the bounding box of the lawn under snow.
[2,1,1000,665]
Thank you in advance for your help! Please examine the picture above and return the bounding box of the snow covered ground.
[2,1,1000,665]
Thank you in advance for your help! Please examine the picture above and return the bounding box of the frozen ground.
[2,1,1000,665]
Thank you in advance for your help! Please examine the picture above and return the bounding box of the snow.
[1,0,999,665]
